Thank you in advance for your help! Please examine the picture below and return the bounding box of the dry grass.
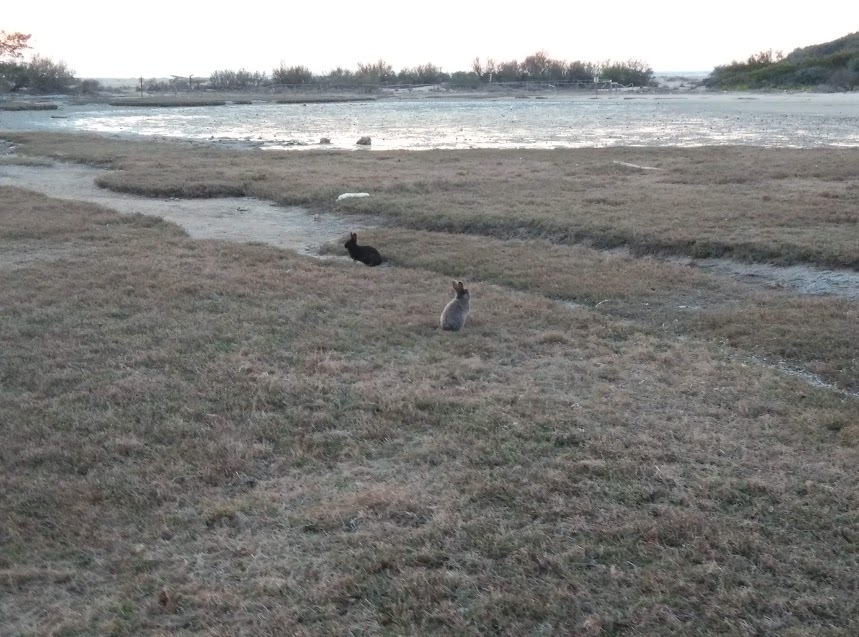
[0,102,59,111]
[274,95,377,104]
[3,132,857,268]
[0,155,54,167]
[107,98,228,107]
[2,187,858,635]
[101,94,372,108]
[324,228,859,393]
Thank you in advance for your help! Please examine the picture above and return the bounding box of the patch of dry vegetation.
[107,98,227,107]
[275,94,376,104]
[0,155,53,167]
[3,132,857,267]
[325,228,859,392]
[0,102,59,111]
[2,187,858,635]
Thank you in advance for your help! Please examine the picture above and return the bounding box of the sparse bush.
[272,64,312,85]
[521,51,552,79]
[448,71,481,88]
[0,61,28,91]
[356,59,395,84]
[398,63,448,84]
[598,59,654,86]
[79,79,100,94]
[325,66,358,87]
[494,59,525,82]
[210,69,236,90]
[11,55,77,93]
[210,68,269,90]
[564,60,598,82]
[469,52,644,86]
[144,78,173,93]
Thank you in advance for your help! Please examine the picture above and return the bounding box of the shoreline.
[3,90,858,152]
[4,83,859,109]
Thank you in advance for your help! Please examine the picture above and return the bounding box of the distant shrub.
[598,59,654,86]
[25,55,76,93]
[470,53,646,86]
[564,61,598,82]
[79,79,100,94]
[448,71,481,88]
[144,78,173,92]
[0,61,28,91]
[0,56,76,93]
[398,63,448,84]
[356,59,396,84]
[327,67,355,83]
[210,68,268,90]
[272,64,312,85]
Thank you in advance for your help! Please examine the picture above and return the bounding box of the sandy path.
[0,162,370,256]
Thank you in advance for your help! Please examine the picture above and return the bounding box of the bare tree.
[356,59,395,84]
[0,31,30,58]
[522,51,550,78]
[471,57,483,79]
[272,64,312,85]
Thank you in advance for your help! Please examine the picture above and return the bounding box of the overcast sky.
[5,1,857,77]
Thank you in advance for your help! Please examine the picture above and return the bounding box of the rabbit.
[440,280,471,331]
[344,232,383,266]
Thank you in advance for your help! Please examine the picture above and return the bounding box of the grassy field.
[3,132,858,268]
[1,133,858,634]
[322,228,859,394]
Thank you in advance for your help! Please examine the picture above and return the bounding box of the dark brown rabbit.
[344,232,383,266]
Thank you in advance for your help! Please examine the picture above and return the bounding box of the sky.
[4,1,858,78]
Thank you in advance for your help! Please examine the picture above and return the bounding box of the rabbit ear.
[456,281,465,292]
[451,280,458,291]
[351,232,357,240]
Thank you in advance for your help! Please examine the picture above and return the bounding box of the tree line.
[1,30,77,93]
[1,30,654,94]
[209,54,653,90]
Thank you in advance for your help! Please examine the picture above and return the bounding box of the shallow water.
[686,258,859,301]
[0,163,373,256]
[2,161,857,301]
[2,92,858,150]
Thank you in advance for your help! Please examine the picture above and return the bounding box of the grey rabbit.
[344,232,383,266]
[440,280,471,331]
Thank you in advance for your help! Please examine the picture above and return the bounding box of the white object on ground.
[337,192,370,201]
[612,160,661,170]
